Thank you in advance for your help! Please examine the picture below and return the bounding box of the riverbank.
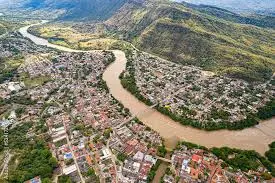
[102,49,275,155]
[19,23,275,155]
[120,48,273,131]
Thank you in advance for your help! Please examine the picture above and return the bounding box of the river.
[19,23,275,155]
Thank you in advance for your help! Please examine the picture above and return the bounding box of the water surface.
[19,24,275,155]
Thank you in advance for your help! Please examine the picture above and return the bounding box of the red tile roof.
[192,154,202,163]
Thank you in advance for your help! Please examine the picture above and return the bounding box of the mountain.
[22,0,135,20]
[17,0,275,82]
[105,0,275,82]
[179,0,275,16]
[181,2,275,29]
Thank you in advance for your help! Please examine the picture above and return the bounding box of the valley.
[17,21,275,182]
[21,21,275,157]
[28,0,275,83]
[0,0,274,182]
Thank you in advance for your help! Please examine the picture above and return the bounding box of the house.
[100,148,111,160]
[192,154,202,164]
[190,167,199,179]
[8,82,23,92]
[63,164,77,175]
[144,155,157,165]
[133,151,144,162]
[64,152,73,160]
[139,163,152,180]
[85,155,93,166]
[24,176,41,183]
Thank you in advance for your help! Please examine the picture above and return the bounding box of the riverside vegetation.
[120,47,274,130]
[24,0,275,131]
[26,0,275,83]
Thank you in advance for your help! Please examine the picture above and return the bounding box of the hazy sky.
[181,0,275,11]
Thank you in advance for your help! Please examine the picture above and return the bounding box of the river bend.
[19,24,275,154]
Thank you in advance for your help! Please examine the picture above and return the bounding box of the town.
[0,30,166,183]
[122,50,274,128]
[0,15,274,183]
[162,142,273,183]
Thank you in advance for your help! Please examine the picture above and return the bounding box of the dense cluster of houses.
[2,27,274,183]
[109,121,163,182]
[162,144,268,183]
[131,51,274,124]
[0,32,167,182]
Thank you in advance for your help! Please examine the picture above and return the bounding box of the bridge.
[114,87,186,129]
[156,156,172,163]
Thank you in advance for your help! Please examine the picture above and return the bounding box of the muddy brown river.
[19,24,275,155]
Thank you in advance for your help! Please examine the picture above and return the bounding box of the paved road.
[19,22,275,155]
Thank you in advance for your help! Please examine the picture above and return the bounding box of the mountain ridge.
[104,0,274,82]
[22,0,141,21]
[18,0,275,82]
[179,0,275,16]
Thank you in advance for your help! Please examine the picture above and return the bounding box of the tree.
[157,145,167,157]
[15,107,26,117]
[269,141,275,148]
[103,128,113,139]
[58,175,72,183]
[42,178,52,183]
[261,172,272,180]
[265,148,275,163]
[117,153,127,162]
[87,168,96,177]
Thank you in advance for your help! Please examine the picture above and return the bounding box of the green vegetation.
[22,74,51,88]
[120,49,264,130]
[269,142,275,149]
[97,74,109,93]
[265,141,275,164]
[147,160,161,183]
[176,141,275,178]
[106,1,275,82]
[0,19,19,36]
[0,122,58,182]
[102,51,116,66]
[210,108,230,120]
[0,122,32,151]
[211,147,275,177]
[265,149,275,164]
[15,107,26,118]
[9,141,58,182]
[9,95,37,105]
[257,99,275,120]
[137,18,274,82]
[120,49,153,106]
[117,152,127,162]
[0,57,23,84]
[184,3,275,29]
[103,128,113,139]
[157,145,167,158]
[86,168,100,182]
[58,175,72,183]
[96,51,116,93]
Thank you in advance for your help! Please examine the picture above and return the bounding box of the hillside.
[180,0,275,16]
[105,0,275,82]
[21,0,275,82]
[182,2,275,29]
[21,0,142,21]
